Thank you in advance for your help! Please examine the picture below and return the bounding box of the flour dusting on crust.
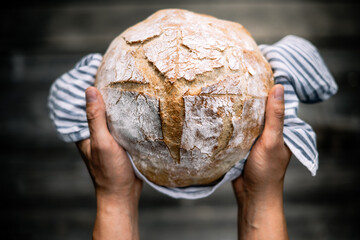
[95,9,273,187]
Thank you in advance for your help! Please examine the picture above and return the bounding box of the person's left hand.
[231,84,291,240]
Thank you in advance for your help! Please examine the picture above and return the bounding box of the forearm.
[236,187,288,240]
[93,193,140,240]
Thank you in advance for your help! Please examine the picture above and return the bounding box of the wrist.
[94,177,142,205]
[235,183,288,240]
[237,186,284,216]
[94,192,140,240]
[233,176,285,204]
[96,190,139,219]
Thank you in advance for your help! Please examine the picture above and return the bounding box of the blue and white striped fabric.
[48,53,102,142]
[48,35,337,199]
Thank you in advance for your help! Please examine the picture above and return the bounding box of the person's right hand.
[76,86,142,240]
[232,84,291,240]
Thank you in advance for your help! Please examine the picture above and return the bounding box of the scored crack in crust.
[95,9,274,187]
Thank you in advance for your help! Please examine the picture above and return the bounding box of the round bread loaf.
[95,9,273,187]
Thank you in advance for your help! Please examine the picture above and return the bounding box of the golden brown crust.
[95,9,273,187]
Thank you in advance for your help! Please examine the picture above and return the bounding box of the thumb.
[261,84,285,143]
[85,87,112,143]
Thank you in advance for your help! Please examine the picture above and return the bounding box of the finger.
[85,87,112,144]
[262,84,285,144]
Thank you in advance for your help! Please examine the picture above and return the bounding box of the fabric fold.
[259,35,337,103]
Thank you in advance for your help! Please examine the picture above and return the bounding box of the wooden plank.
[4,53,85,83]
[6,137,359,205]
[2,2,359,53]
[6,0,358,7]
[2,1,359,239]
[8,203,360,240]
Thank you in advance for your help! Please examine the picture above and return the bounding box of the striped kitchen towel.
[48,35,337,199]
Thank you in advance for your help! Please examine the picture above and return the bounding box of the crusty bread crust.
[95,9,273,187]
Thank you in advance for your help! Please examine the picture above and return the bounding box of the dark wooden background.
[1,0,360,239]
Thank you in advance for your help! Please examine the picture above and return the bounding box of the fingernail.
[274,85,284,101]
[86,88,97,103]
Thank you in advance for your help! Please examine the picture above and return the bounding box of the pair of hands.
[76,84,291,240]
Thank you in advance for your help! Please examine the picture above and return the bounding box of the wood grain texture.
[1,0,359,239]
